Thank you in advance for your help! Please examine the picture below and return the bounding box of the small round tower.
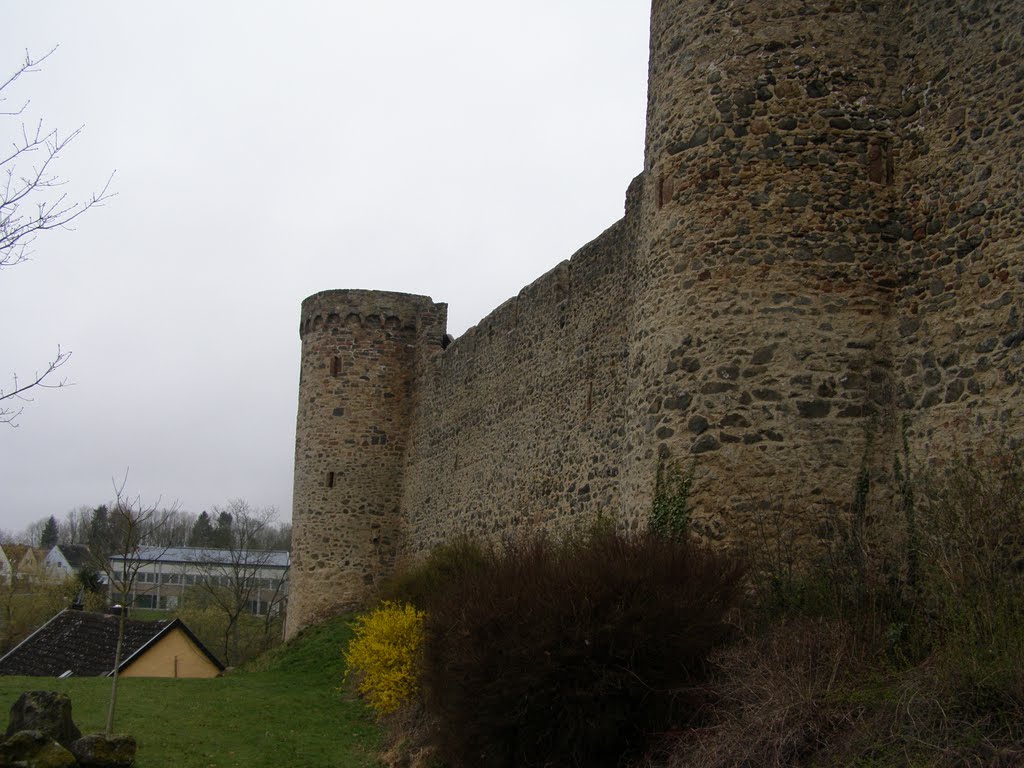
[286,289,446,639]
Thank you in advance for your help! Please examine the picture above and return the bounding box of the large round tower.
[286,290,446,639]
[622,1,907,545]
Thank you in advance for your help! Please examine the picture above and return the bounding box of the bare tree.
[1,47,114,427]
[142,508,197,549]
[19,518,46,547]
[191,500,288,665]
[259,562,289,641]
[59,506,93,546]
[93,476,174,736]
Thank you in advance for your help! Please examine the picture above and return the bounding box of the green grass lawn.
[0,616,382,768]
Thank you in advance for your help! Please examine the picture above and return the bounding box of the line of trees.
[4,504,292,553]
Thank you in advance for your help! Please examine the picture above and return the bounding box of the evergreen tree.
[188,511,214,547]
[40,515,59,548]
[87,505,112,556]
[76,565,103,594]
[211,511,233,549]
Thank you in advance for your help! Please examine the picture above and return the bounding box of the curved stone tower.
[286,290,446,638]
[623,0,1024,548]
[622,1,907,544]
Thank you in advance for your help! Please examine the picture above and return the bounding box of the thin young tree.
[93,476,174,735]
[259,559,290,644]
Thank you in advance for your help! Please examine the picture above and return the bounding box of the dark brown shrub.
[377,536,490,610]
[654,618,870,768]
[421,531,746,768]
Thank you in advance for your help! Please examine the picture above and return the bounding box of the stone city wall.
[285,0,1023,639]
[400,185,640,554]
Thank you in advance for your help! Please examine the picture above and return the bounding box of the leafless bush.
[652,618,867,768]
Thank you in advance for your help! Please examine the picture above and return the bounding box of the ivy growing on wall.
[650,456,695,540]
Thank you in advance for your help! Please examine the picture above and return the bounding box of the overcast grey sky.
[0,2,649,535]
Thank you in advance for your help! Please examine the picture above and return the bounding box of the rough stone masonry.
[286,0,1024,639]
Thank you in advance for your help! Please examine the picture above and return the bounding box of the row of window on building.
[134,572,284,590]
[121,593,280,615]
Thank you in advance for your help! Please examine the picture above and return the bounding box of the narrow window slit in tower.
[867,138,894,185]
[326,471,335,488]
[330,356,341,376]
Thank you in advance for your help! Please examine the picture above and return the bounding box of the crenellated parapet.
[298,289,446,338]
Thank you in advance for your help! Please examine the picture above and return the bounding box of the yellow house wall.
[120,627,220,678]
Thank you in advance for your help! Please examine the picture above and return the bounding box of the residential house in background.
[0,545,49,584]
[43,545,94,582]
[0,608,223,678]
[108,546,289,614]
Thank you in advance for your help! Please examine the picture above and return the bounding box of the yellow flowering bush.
[343,601,426,716]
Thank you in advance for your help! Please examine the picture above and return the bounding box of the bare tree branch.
[0,345,71,426]
[0,47,55,117]
[1,49,116,269]
[1,47,115,426]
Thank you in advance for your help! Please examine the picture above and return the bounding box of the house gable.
[44,545,93,579]
[119,625,222,679]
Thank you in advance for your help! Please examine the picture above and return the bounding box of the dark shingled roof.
[0,609,223,677]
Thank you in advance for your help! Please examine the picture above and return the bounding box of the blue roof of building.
[108,546,289,568]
